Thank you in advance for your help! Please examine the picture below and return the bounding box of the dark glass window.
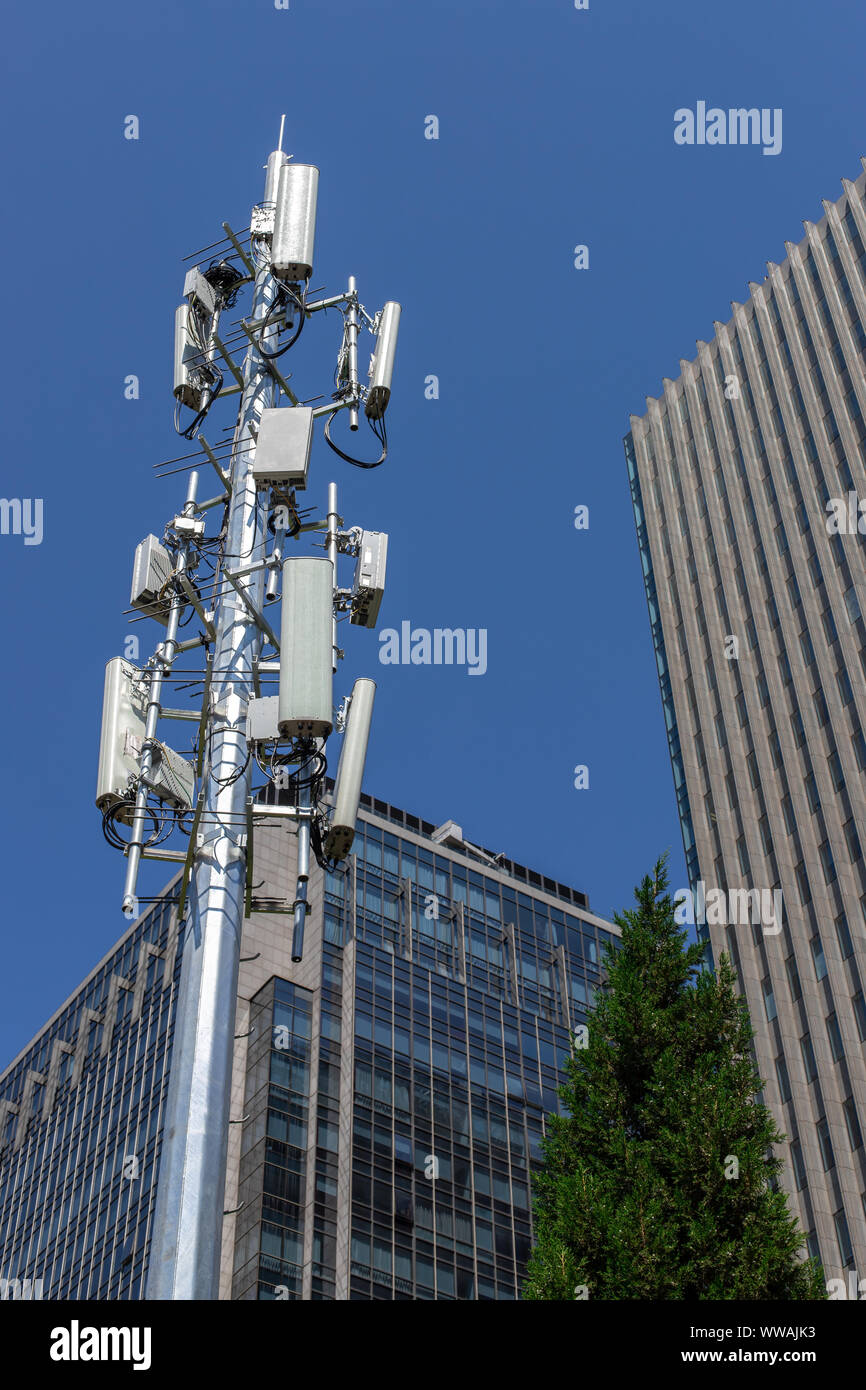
[817,1117,835,1171]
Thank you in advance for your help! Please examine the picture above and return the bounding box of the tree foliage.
[523,856,825,1300]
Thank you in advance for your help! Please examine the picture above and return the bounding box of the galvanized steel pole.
[145,149,287,1300]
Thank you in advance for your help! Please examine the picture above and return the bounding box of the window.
[853,991,866,1043]
[844,1098,863,1151]
[828,748,845,791]
[835,1208,855,1268]
[786,955,802,1002]
[835,913,854,960]
[757,671,770,707]
[811,935,828,981]
[844,586,861,623]
[800,1032,818,1083]
[775,1055,792,1104]
[778,651,793,688]
[837,668,855,706]
[819,840,837,884]
[758,815,773,856]
[762,978,777,1022]
[822,607,839,646]
[795,861,812,905]
[817,1117,835,1171]
[791,1139,808,1191]
[826,1012,844,1062]
[735,691,748,726]
[844,819,862,863]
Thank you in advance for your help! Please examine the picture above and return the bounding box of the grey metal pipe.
[346,275,359,430]
[327,481,339,672]
[291,764,312,962]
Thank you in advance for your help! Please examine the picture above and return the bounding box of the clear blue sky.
[1,0,865,1064]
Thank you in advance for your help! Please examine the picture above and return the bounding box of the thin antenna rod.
[277,114,286,154]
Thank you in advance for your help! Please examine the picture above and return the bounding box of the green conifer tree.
[524,856,826,1300]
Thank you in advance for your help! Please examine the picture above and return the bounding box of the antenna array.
[95,127,402,1300]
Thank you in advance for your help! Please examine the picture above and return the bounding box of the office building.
[625,158,866,1283]
[0,792,618,1299]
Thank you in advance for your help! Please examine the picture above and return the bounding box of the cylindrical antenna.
[324,677,376,861]
[365,302,402,420]
[272,163,319,280]
[277,114,286,154]
[264,149,289,208]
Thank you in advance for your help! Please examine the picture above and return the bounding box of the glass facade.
[0,897,181,1299]
[232,979,315,1299]
[317,811,614,1300]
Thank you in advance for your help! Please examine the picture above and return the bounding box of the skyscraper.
[625,159,866,1285]
[0,791,618,1300]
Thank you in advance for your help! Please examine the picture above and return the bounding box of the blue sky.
[1,0,865,1063]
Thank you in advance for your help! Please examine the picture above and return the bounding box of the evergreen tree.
[524,855,825,1300]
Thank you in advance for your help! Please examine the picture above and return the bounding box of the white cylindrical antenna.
[365,302,401,419]
[277,113,286,154]
[264,149,289,207]
[272,163,319,281]
[265,542,282,602]
[325,678,376,861]
[265,565,280,604]
[173,304,199,408]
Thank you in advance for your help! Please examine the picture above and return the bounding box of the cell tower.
[95,123,401,1299]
